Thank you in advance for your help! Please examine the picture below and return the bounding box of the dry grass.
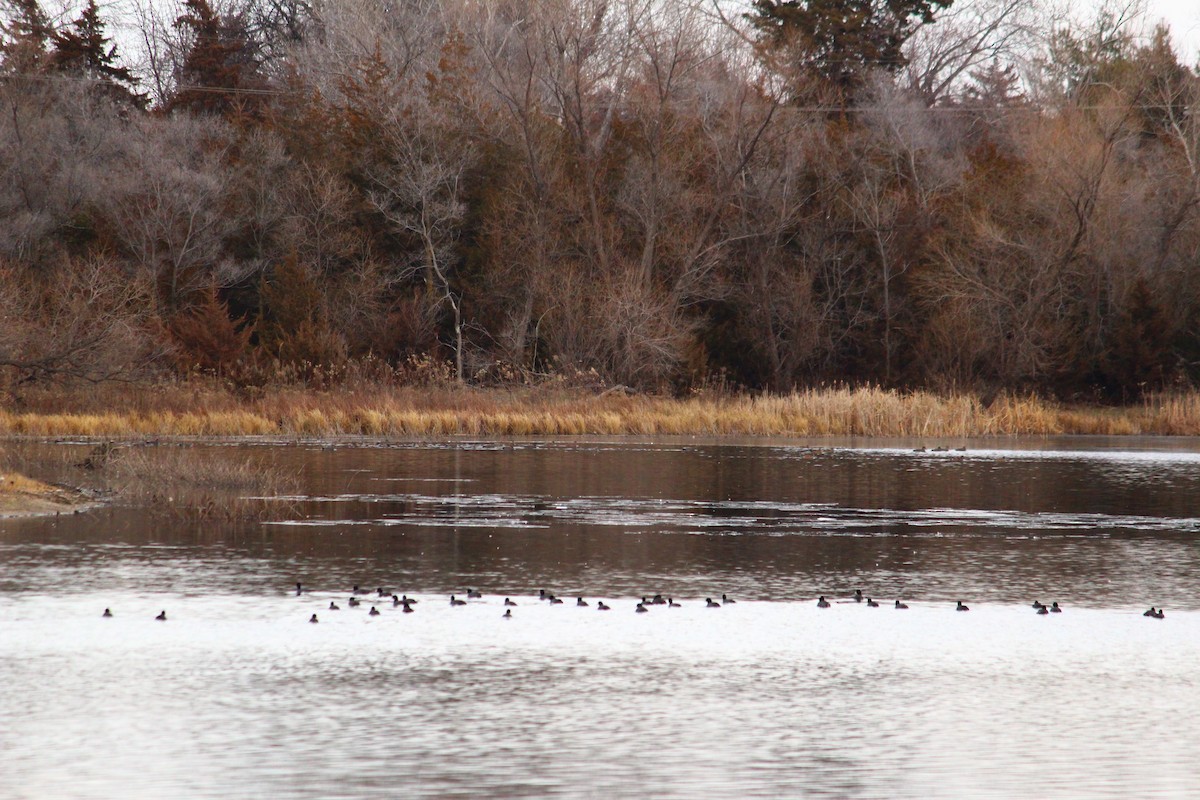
[3,381,1200,438]
[0,471,58,494]
[0,439,297,520]
[0,462,93,516]
[102,446,298,520]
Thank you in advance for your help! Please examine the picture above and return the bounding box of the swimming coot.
[1050,602,1062,613]
[635,603,649,613]
[450,595,467,606]
[577,597,589,607]
[102,608,113,618]
[722,594,736,605]
[894,600,909,609]
[309,614,319,623]
[597,602,611,611]
[866,598,879,607]
[503,609,513,619]
[817,596,830,608]
[329,601,340,610]
[368,606,380,616]
[504,598,517,607]
[155,610,167,621]
[956,600,970,612]
[706,598,721,608]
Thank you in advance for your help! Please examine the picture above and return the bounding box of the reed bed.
[4,383,1200,438]
[103,446,298,520]
[0,438,297,520]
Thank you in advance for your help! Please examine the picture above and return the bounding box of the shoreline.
[4,419,1198,518]
[0,472,97,518]
[3,384,1200,438]
[3,431,1199,447]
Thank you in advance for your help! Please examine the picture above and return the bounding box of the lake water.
[2,437,1200,798]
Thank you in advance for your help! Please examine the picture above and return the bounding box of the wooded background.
[2,0,1198,399]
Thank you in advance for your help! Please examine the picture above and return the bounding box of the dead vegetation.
[2,381,1200,438]
[0,439,297,520]
[101,446,298,520]
[2,2,1199,401]
[0,468,92,517]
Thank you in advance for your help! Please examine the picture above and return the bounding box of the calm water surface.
[2,438,1199,798]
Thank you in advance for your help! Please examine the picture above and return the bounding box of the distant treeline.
[1,0,1198,399]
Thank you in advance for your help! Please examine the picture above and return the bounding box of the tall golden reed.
[3,384,1200,438]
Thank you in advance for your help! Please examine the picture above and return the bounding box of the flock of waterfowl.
[97,583,1169,622]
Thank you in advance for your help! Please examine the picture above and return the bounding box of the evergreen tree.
[48,0,147,109]
[963,60,1024,108]
[0,0,51,74]
[1039,11,1134,103]
[748,0,953,106]
[166,0,265,118]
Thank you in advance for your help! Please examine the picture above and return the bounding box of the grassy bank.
[3,383,1200,438]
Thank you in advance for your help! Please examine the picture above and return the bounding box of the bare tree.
[536,0,649,273]
[594,264,697,387]
[0,256,162,385]
[726,126,835,388]
[1141,30,1200,277]
[901,0,1043,106]
[368,107,471,382]
[285,0,446,98]
[618,0,779,300]
[112,114,243,311]
[280,162,365,275]
[124,0,184,108]
[839,86,963,382]
[0,78,133,262]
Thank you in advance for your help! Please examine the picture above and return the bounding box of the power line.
[3,67,1195,116]
[0,68,284,95]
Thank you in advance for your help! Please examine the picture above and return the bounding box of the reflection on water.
[2,437,1200,798]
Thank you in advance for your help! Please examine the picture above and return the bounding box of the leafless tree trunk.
[368,109,470,383]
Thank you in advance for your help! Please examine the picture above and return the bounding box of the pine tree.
[963,60,1024,108]
[748,0,953,106]
[166,0,265,118]
[48,0,147,109]
[0,0,52,74]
